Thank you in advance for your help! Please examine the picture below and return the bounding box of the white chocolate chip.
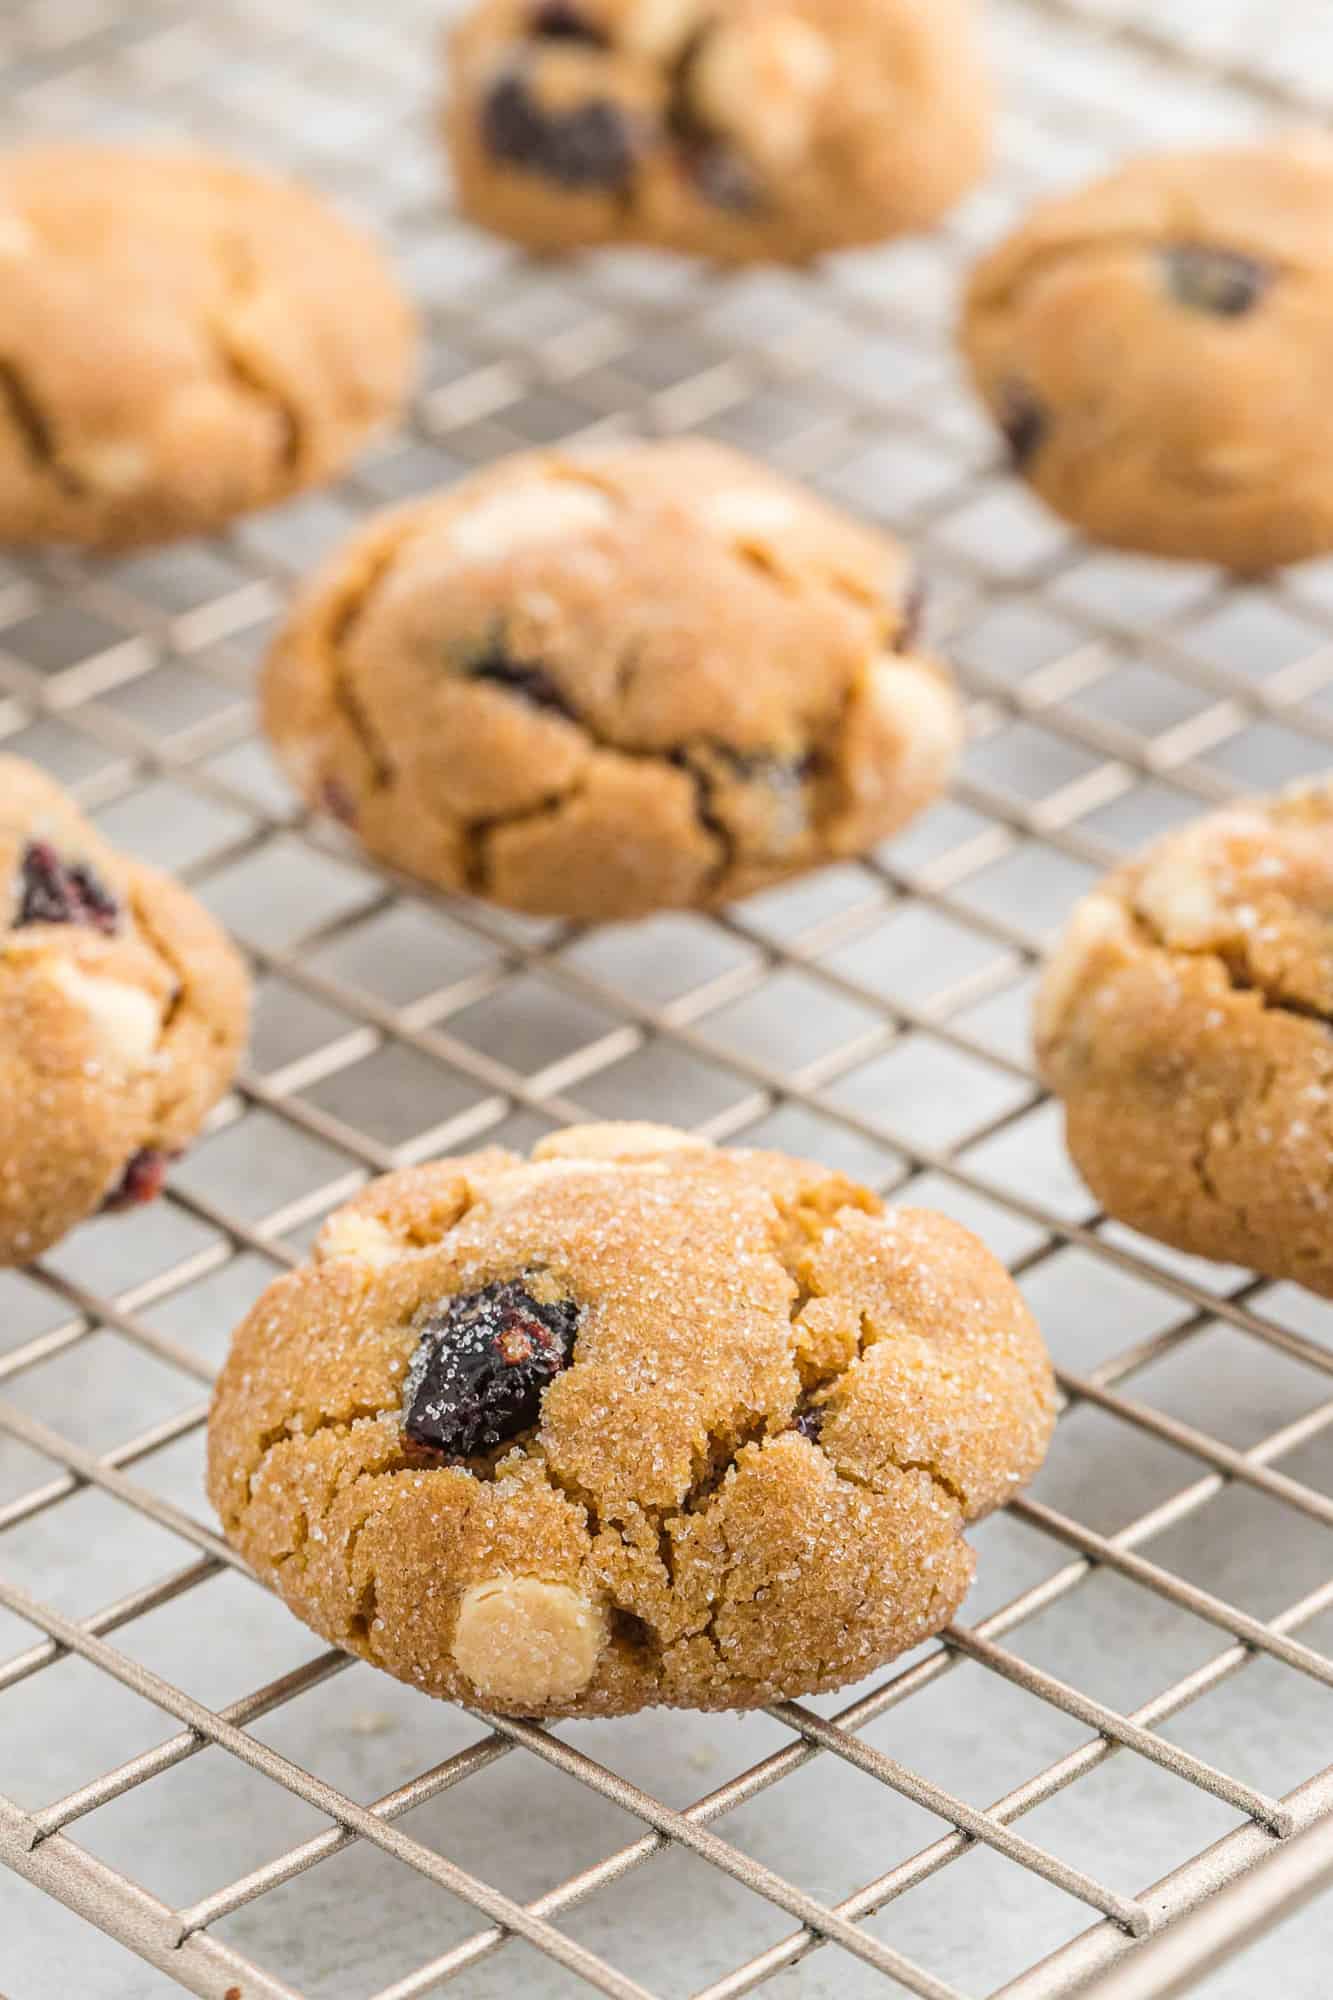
[534,1121,714,1163]
[48,961,161,1073]
[0,213,34,259]
[869,659,963,793]
[69,441,150,495]
[622,0,707,59]
[696,487,798,541]
[690,18,833,169]
[452,1577,607,1705]
[448,482,614,564]
[1035,893,1133,1045]
[1134,851,1229,947]
[318,1212,402,1267]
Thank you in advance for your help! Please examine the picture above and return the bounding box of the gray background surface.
[0,0,1331,1994]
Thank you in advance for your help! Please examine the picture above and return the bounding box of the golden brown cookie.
[444,0,990,264]
[262,439,960,921]
[207,1122,1055,1716]
[0,146,415,549]
[0,758,250,1264]
[1037,783,1333,1295]
[961,137,1333,569]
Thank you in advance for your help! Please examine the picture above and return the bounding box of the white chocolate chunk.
[691,18,833,169]
[1035,893,1133,1045]
[448,482,613,564]
[534,1121,713,1163]
[1134,852,1229,947]
[0,213,34,259]
[69,441,150,495]
[869,659,963,792]
[452,1577,607,1705]
[48,961,161,1072]
[318,1212,402,1267]
[622,0,706,58]
[697,486,799,541]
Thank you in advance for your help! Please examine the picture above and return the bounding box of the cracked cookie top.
[0,145,415,548]
[962,138,1333,569]
[1037,782,1333,1295]
[261,439,961,921]
[0,757,250,1264]
[206,1121,1055,1717]
[445,0,991,263]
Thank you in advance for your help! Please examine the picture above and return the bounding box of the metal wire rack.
[1,0,1332,1993]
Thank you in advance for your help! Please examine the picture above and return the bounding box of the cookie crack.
[207,232,303,474]
[461,774,590,893]
[342,1506,386,1652]
[1128,898,1333,1031]
[0,356,85,494]
[325,539,410,791]
[670,746,737,892]
[233,1402,396,1533]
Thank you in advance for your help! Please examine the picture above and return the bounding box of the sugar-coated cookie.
[0,759,250,1264]
[0,146,415,548]
[1038,783,1333,1294]
[207,1123,1055,1716]
[962,138,1333,569]
[263,439,960,920]
[445,0,990,263]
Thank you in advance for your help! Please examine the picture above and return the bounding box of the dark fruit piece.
[996,379,1047,470]
[895,569,926,653]
[100,1147,172,1213]
[1162,244,1271,318]
[685,142,760,214]
[320,776,359,826]
[530,0,607,45]
[403,1278,580,1457]
[15,840,120,933]
[481,72,636,192]
[666,28,761,213]
[466,640,578,721]
[793,1407,824,1442]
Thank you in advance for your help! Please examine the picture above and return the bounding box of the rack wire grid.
[1,0,1332,1995]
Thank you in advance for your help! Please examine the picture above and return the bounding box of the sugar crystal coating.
[1038,780,1333,1295]
[0,756,250,1266]
[263,440,959,922]
[208,1122,1055,1718]
[963,139,1333,568]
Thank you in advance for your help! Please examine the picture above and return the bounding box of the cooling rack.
[1,0,1332,1994]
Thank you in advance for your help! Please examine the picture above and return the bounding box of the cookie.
[1037,783,1333,1295]
[444,0,990,263]
[0,758,250,1265]
[207,1122,1055,1716]
[0,146,415,549]
[962,138,1333,569]
[262,439,960,921]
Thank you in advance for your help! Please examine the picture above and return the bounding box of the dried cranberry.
[684,142,759,213]
[895,569,926,653]
[100,1147,172,1213]
[530,0,607,44]
[482,72,636,192]
[466,641,577,720]
[403,1279,580,1457]
[996,380,1048,470]
[1162,244,1271,318]
[16,841,119,933]
[320,777,359,826]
